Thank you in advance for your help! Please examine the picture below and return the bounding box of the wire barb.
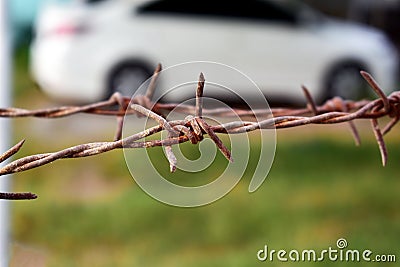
[302,85,318,115]
[196,118,233,162]
[371,118,388,166]
[360,71,390,112]
[196,72,205,118]
[145,63,162,100]
[0,192,37,200]
[0,139,25,163]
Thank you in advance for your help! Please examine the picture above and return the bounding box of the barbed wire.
[1,65,399,200]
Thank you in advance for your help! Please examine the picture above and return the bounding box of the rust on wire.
[196,72,205,118]
[0,139,25,164]
[1,69,400,200]
[0,192,37,200]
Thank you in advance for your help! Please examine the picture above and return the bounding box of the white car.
[30,0,398,103]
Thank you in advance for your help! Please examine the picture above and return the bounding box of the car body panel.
[30,0,398,103]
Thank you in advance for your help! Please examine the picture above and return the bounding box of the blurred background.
[3,0,400,266]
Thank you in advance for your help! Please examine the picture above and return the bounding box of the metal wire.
[0,68,399,200]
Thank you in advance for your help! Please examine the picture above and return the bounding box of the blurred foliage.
[11,136,400,267]
[12,46,33,98]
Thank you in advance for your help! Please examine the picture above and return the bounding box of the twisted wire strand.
[0,68,399,200]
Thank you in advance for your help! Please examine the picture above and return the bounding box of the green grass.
[10,133,400,267]
[8,47,400,266]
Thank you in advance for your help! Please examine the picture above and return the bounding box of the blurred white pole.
[0,0,11,266]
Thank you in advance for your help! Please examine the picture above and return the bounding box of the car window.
[84,0,108,4]
[137,0,298,24]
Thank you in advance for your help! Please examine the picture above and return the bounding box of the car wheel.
[108,62,153,97]
[325,64,369,100]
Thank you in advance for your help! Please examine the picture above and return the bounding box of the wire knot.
[326,97,347,112]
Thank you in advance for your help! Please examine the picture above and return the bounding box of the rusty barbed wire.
[0,65,399,200]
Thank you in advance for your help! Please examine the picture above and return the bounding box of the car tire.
[107,62,153,98]
[325,63,369,100]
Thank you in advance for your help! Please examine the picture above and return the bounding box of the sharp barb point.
[196,73,205,118]
[371,119,388,167]
[145,63,163,99]
[361,71,390,112]
[156,63,162,72]
[301,85,318,115]
[0,139,26,163]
